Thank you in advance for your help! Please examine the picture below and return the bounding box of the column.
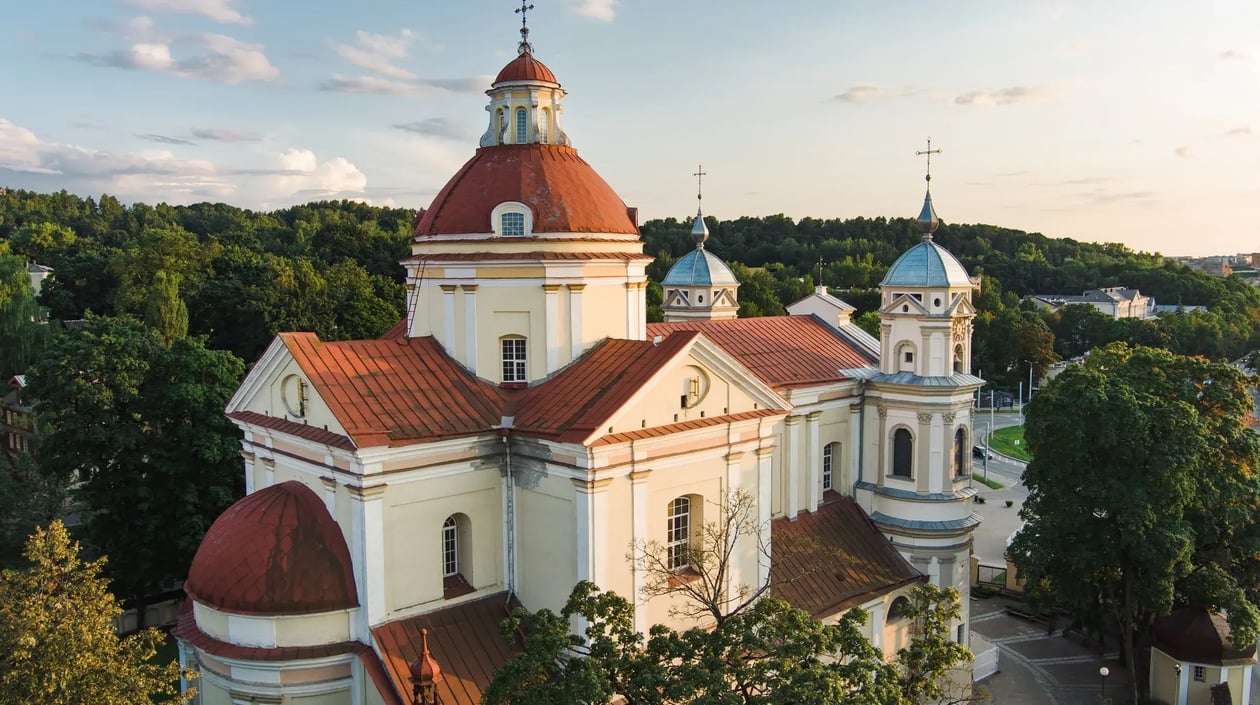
[462,285,478,374]
[917,412,934,493]
[569,284,585,360]
[543,284,561,374]
[240,448,255,494]
[348,484,387,639]
[440,285,456,350]
[876,406,888,488]
[630,469,652,635]
[756,446,774,588]
[806,412,822,512]
[786,416,801,519]
[625,282,637,338]
[928,411,944,494]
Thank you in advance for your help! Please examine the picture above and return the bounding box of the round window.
[902,304,909,313]
[934,298,942,307]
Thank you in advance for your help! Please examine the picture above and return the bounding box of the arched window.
[500,212,525,237]
[897,343,915,373]
[538,108,550,144]
[953,344,965,374]
[442,516,459,577]
[822,442,838,491]
[953,428,967,476]
[892,428,913,478]
[887,595,911,623]
[667,496,691,570]
[515,108,528,144]
[441,514,474,598]
[501,336,527,383]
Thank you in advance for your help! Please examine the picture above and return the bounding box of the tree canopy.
[1009,343,1260,704]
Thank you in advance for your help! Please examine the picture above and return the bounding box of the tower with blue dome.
[662,171,740,322]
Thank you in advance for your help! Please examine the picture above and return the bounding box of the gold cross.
[694,164,707,207]
[916,137,941,183]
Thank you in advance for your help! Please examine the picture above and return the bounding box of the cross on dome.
[515,0,536,54]
[914,138,941,239]
[691,164,709,248]
[915,137,941,186]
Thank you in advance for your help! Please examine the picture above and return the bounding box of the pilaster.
[544,284,561,374]
[348,483,388,637]
[630,468,652,634]
[806,412,822,512]
[756,445,775,587]
[569,284,585,360]
[440,285,456,352]
[786,416,801,519]
[462,285,478,374]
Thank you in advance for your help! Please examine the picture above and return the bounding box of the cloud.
[191,127,262,142]
[954,86,1048,106]
[320,74,416,95]
[1174,145,1194,159]
[832,84,882,104]
[570,0,617,21]
[392,118,472,141]
[136,133,197,145]
[0,117,367,207]
[77,32,279,84]
[334,29,417,80]
[122,0,250,25]
[94,15,160,40]
[1074,188,1156,207]
[1225,126,1253,137]
[1220,49,1255,64]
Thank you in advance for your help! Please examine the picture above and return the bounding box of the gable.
[879,292,929,316]
[226,337,351,442]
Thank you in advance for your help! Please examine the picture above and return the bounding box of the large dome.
[414,144,639,237]
[494,52,558,84]
[185,481,358,616]
[663,249,739,288]
[880,240,972,288]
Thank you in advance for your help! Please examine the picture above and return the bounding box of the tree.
[1009,343,1260,704]
[0,452,65,568]
[485,492,977,705]
[26,315,245,605]
[143,269,188,345]
[0,250,53,378]
[0,520,193,704]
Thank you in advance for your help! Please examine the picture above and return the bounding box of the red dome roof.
[186,481,358,616]
[494,52,558,84]
[415,144,639,237]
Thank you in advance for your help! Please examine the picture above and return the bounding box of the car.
[973,444,995,459]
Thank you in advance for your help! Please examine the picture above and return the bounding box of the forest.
[2,187,1259,597]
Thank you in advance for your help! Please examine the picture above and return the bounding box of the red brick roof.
[647,316,873,390]
[185,481,359,616]
[414,144,638,237]
[227,410,354,450]
[494,52,557,84]
[770,496,922,619]
[510,333,699,443]
[280,333,505,448]
[372,593,522,705]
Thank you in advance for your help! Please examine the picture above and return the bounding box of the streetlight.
[1098,665,1110,701]
[409,628,444,705]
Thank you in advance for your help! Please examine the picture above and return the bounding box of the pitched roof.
[1153,606,1258,665]
[647,316,874,390]
[511,333,699,443]
[281,333,505,447]
[372,593,522,705]
[771,496,922,618]
[414,144,638,237]
[228,410,354,450]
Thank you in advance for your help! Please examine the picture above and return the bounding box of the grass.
[990,426,1033,462]
[973,475,1004,489]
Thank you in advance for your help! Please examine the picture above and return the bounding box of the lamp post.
[1098,665,1109,701]
[409,628,444,705]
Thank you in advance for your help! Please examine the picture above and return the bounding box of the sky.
[2,0,1258,257]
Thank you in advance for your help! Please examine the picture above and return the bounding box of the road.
[970,411,1030,566]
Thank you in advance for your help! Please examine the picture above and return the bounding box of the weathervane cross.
[515,1,535,53]
[916,137,942,183]
[694,164,707,208]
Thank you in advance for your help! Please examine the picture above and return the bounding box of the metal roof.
[661,248,739,287]
[880,240,972,288]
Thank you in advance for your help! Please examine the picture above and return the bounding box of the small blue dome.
[663,249,739,288]
[880,240,972,288]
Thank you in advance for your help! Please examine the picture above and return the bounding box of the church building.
[175,20,984,705]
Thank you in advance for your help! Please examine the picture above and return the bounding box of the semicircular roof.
[663,248,739,288]
[186,481,358,616]
[414,144,638,237]
[880,240,972,288]
[494,52,558,84]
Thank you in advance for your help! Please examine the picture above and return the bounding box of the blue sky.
[2,0,1257,256]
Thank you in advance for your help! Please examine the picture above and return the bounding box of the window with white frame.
[502,337,527,382]
[1193,665,1205,682]
[501,212,525,237]
[515,108,528,144]
[822,442,837,491]
[892,428,913,478]
[667,497,691,570]
[442,516,458,577]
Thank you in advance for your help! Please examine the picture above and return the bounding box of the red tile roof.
[414,144,638,237]
[510,333,699,443]
[280,333,505,448]
[227,410,354,450]
[771,496,922,619]
[494,52,557,84]
[647,316,873,390]
[185,481,359,616]
[372,593,522,705]
[589,408,784,447]
[380,319,407,340]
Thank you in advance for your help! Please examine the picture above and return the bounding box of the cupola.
[662,166,739,321]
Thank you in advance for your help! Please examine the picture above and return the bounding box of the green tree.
[26,316,245,605]
[1010,343,1260,704]
[143,270,188,345]
[0,452,64,568]
[0,520,193,704]
[0,251,52,378]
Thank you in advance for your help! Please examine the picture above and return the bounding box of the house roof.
[647,316,875,390]
[227,410,354,450]
[510,333,699,443]
[413,144,638,237]
[770,496,922,619]
[185,481,359,616]
[280,333,506,448]
[1152,606,1257,666]
[372,592,522,705]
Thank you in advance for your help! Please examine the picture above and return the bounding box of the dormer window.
[491,202,533,238]
[501,212,525,237]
